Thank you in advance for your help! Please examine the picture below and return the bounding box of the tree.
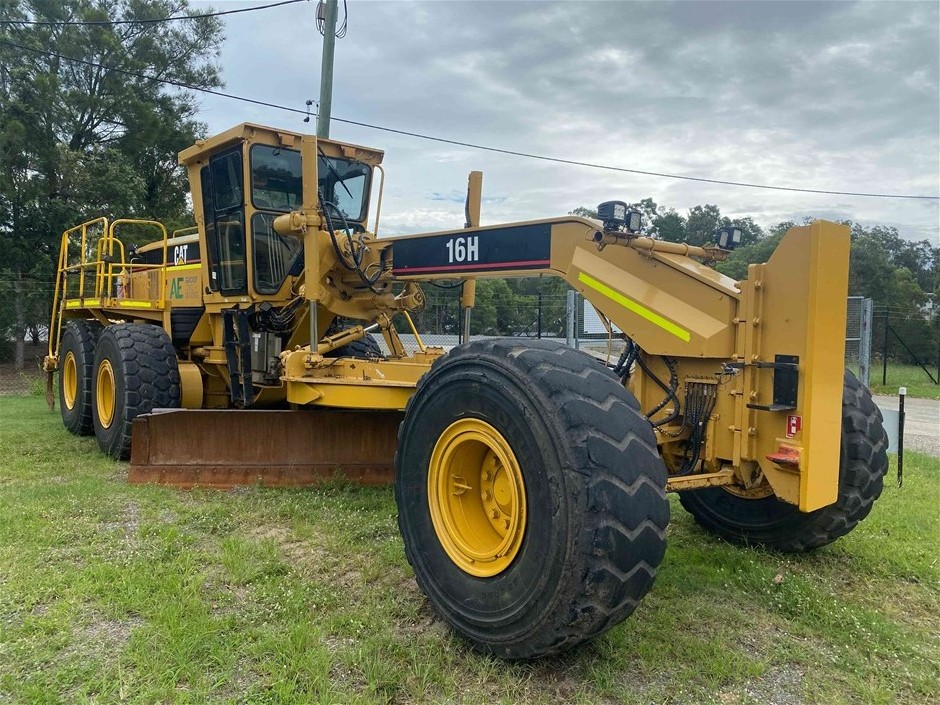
[568,198,937,367]
[0,0,224,366]
[683,204,722,247]
[716,232,781,281]
[568,206,597,219]
[722,215,764,247]
[651,208,685,243]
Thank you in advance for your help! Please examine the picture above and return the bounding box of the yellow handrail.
[48,217,109,361]
[48,217,173,362]
[107,219,169,306]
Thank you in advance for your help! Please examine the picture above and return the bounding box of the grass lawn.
[867,361,940,399]
[1,395,937,704]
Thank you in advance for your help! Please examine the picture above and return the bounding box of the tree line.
[423,200,937,368]
[1,2,935,374]
[0,0,223,366]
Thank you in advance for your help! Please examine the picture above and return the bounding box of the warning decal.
[786,415,802,438]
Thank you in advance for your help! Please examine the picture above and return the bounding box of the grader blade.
[128,409,402,488]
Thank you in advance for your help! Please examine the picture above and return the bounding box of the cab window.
[249,145,304,293]
[318,155,371,222]
[250,145,302,212]
[204,149,247,294]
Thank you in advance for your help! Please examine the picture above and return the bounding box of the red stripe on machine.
[393,258,551,274]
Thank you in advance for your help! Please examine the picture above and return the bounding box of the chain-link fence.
[384,283,573,355]
[0,283,887,396]
[0,278,53,396]
[0,338,50,396]
[871,304,940,387]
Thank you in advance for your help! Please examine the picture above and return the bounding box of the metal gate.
[846,296,873,388]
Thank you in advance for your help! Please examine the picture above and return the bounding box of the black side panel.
[170,307,206,347]
[391,223,551,276]
[137,243,202,266]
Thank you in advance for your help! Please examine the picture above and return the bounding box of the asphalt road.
[873,394,940,457]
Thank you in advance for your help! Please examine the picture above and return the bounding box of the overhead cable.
[325,118,940,201]
[1,39,937,202]
[0,39,309,116]
[316,0,348,39]
[0,0,307,27]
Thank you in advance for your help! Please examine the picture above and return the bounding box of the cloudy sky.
[192,0,939,241]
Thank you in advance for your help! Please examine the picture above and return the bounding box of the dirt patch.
[67,613,143,658]
[99,501,141,534]
[44,544,86,569]
[245,524,330,568]
[396,598,448,642]
[716,663,807,705]
[96,501,143,563]
[214,657,262,700]
[244,525,291,542]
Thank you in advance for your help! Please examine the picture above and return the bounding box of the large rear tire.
[678,370,888,552]
[92,324,181,460]
[58,320,101,436]
[395,339,669,659]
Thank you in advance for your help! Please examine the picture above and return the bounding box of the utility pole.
[317,0,338,138]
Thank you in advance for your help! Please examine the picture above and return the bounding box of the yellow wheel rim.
[62,351,78,410]
[96,359,116,429]
[428,418,526,578]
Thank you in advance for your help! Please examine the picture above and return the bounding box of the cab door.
[201,148,248,295]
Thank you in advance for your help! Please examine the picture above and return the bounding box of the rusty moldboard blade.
[129,409,403,488]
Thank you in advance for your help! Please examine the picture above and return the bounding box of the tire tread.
[679,370,888,552]
[93,323,181,459]
[59,320,102,435]
[396,338,669,658]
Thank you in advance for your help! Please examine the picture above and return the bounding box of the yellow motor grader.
[44,122,888,659]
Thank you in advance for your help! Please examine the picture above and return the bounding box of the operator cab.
[178,123,384,301]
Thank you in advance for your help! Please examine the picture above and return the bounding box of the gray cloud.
[195,0,939,241]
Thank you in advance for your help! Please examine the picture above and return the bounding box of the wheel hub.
[428,418,526,577]
[96,359,116,429]
[62,351,78,410]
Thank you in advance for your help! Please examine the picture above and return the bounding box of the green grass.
[1,396,938,704]
[868,360,940,399]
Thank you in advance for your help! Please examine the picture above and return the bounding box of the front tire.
[92,324,181,460]
[395,339,669,659]
[678,370,888,552]
[58,320,101,436]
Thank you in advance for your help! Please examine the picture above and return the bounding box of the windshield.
[318,155,371,222]
[250,145,302,212]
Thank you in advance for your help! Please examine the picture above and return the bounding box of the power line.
[316,0,348,39]
[0,0,307,27]
[324,118,940,201]
[0,39,309,116]
[1,39,938,202]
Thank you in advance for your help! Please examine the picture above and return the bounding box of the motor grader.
[44,122,888,660]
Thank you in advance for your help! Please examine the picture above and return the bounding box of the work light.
[597,201,643,234]
[715,226,742,250]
